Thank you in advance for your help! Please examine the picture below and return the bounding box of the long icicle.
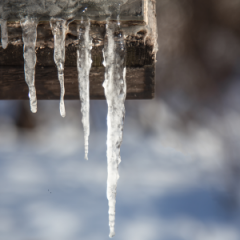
[103,20,126,238]
[0,20,8,49]
[20,17,38,113]
[77,19,92,160]
[50,18,67,117]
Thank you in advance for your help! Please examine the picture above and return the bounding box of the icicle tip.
[31,107,37,113]
[60,102,66,117]
[109,230,115,238]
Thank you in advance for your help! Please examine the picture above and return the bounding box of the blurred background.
[1,0,240,239]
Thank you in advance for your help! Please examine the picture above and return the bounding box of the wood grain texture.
[0,21,155,99]
[0,66,155,100]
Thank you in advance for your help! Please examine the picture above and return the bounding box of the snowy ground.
[0,93,240,240]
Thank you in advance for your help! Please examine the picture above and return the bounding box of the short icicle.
[103,20,127,238]
[20,17,38,113]
[0,20,8,49]
[77,19,92,160]
[50,18,68,117]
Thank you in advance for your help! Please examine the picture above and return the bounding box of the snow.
[50,18,68,118]
[21,17,38,113]
[77,19,92,160]
[103,21,126,238]
[0,98,240,240]
[0,20,8,49]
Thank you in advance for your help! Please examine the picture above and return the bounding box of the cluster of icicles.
[0,17,126,238]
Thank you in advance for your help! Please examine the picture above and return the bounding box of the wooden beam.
[0,19,155,99]
[0,66,154,100]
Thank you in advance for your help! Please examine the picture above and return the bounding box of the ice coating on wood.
[0,0,138,21]
[50,18,67,117]
[103,21,126,238]
[0,20,8,49]
[77,19,92,160]
[20,17,38,113]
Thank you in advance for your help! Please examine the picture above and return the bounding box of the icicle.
[20,17,38,113]
[50,18,68,117]
[103,20,126,238]
[77,19,92,160]
[0,20,8,49]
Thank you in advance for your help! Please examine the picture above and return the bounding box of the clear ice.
[0,0,136,21]
[0,20,8,49]
[77,19,92,160]
[21,17,38,113]
[50,18,68,117]
[103,20,127,238]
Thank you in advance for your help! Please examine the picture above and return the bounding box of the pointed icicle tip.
[85,149,88,160]
[109,229,115,238]
[60,112,66,118]
[60,103,66,118]
[31,106,37,113]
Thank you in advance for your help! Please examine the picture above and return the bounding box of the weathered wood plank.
[0,16,156,99]
[0,43,154,68]
[0,66,154,100]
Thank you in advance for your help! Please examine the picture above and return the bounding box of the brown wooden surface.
[0,21,155,99]
[0,66,154,100]
[0,43,155,99]
[0,41,154,68]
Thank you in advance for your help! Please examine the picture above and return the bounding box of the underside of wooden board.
[0,66,154,100]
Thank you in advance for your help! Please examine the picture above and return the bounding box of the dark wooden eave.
[0,21,155,100]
